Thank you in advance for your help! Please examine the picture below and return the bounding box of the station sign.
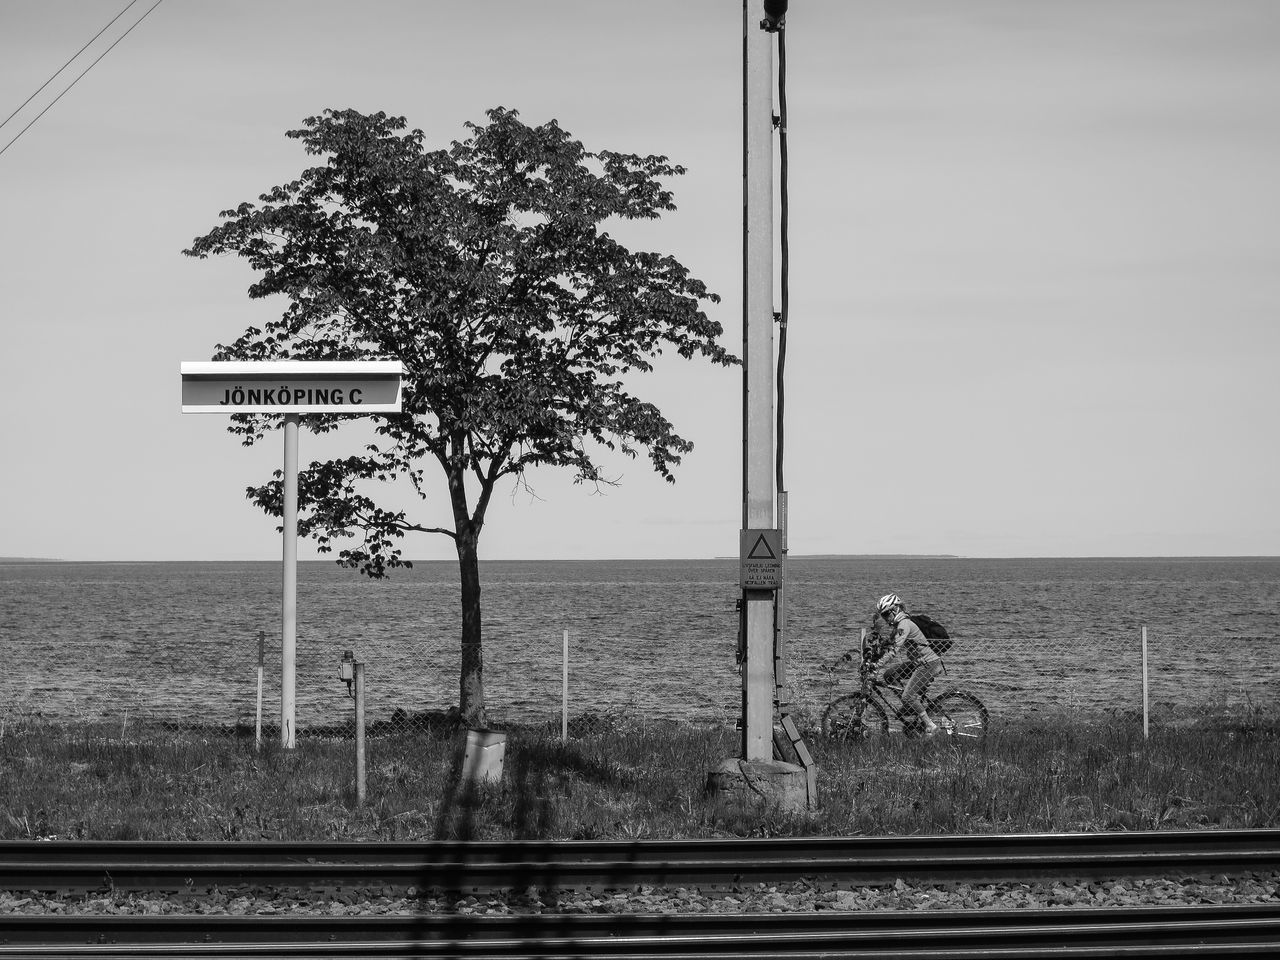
[740,527,783,590]
[180,360,404,414]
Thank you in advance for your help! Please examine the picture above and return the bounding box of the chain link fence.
[787,629,1274,735]
[5,626,1273,743]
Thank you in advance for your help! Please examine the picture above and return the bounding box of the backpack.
[907,613,953,654]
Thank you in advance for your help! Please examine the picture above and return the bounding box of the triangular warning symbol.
[747,533,776,560]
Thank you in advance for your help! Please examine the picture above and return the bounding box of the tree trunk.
[454,527,487,729]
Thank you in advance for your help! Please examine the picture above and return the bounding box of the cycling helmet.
[876,593,902,616]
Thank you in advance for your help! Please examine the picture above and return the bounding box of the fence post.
[354,660,366,806]
[1141,626,1150,739]
[561,630,570,742]
[255,630,265,751]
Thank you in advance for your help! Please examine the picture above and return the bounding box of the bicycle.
[820,635,989,743]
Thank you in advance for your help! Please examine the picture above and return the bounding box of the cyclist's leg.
[883,661,913,688]
[902,661,945,733]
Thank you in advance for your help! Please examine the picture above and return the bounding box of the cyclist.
[869,593,944,736]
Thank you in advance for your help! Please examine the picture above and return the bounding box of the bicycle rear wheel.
[931,690,988,741]
[821,694,890,742]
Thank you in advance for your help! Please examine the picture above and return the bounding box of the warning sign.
[740,528,783,590]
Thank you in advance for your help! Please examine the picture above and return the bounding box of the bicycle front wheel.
[821,694,890,742]
[932,690,989,741]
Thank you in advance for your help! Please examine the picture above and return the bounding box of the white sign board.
[740,528,783,590]
[180,360,404,414]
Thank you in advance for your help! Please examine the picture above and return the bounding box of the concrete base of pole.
[705,757,810,815]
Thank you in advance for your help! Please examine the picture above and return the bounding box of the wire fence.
[4,627,1273,743]
[788,631,1274,736]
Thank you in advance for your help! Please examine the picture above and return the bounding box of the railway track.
[2,831,1278,957]
[2,829,1278,894]
[3,904,1280,957]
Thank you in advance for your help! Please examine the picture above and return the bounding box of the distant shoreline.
[790,554,962,560]
[712,554,962,560]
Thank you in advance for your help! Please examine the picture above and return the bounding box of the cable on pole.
[775,21,789,500]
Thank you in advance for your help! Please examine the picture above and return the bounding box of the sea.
[2,557,1277,729]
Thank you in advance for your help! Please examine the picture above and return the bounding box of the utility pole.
[708,0,809,815]
[741,0,777,763]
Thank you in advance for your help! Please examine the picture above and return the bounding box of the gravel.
[4,874,1279,917]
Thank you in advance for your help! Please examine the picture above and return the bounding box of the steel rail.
[3,904,1280,957]
[2,829,1278,894]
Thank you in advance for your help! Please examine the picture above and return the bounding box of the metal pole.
[562,629,570,742]
[354,660,366,805]
[281,413,299,749]
[255,629,264,750]
[1141,626,1149,739]
[742,0,776,762]
[776,490,788,713]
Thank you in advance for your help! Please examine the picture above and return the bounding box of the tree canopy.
[184,107,734,724]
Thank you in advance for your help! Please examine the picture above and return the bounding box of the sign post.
[281,412,299,747]
[181,361,403,748]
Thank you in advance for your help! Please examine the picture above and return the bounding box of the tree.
[184,107,734,727]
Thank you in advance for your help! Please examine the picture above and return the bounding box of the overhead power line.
[0,0,142,133]
[0,0,166,161]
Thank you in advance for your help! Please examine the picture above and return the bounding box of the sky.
[2,0,1278,562]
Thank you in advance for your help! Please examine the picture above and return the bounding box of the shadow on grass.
[400,721,672,951]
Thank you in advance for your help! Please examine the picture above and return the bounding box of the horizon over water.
[6,553,1280,563]
[3,556,1277,728]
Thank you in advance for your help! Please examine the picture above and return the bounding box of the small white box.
[461,729,507,784]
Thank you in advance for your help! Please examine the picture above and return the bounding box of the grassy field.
[3,714,1279,841]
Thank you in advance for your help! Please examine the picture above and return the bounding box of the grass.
[3,713,1280,841]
